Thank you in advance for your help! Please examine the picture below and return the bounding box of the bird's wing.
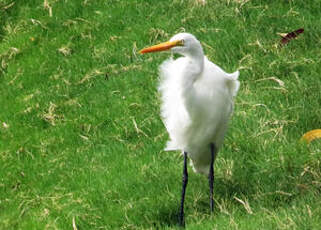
[203,57,240,98]
[225,70,240,97]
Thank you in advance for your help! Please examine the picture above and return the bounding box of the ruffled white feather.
[158,54,239,175]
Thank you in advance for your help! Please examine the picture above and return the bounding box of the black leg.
[179,151,188,227]
[209,143,216,212]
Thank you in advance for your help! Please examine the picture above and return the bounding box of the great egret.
[140,33,240,226]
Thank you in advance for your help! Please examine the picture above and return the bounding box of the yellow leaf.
[277,33,288,38]
[301,129,321,143]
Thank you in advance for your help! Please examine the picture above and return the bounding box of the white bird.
[140,33,240,226]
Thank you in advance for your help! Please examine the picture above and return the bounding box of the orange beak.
[139,40,184,54]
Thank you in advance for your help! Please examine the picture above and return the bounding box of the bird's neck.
[181,53,204,87]
[178,53,204,111]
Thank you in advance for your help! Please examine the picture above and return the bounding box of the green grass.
[1,0,321,229]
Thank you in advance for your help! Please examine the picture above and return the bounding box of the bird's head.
[139,33,203,57]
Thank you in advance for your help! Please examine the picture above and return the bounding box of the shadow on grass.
[194,158,319,214]
[156,205,181,229]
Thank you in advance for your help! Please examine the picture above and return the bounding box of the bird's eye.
[179,39,185,46]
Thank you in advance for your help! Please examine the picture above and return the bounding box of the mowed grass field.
[1,0,321,229]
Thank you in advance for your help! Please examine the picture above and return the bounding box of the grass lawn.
[1,0,321,229]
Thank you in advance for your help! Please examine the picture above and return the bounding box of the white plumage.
[152,33,240,174]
